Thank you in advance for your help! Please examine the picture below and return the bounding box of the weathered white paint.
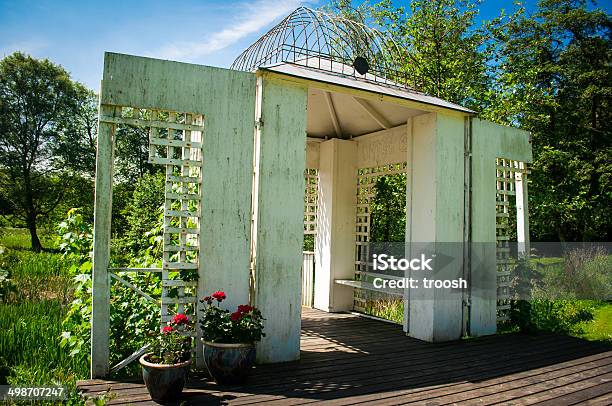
[469,118,532,336]
[356,125,408,168]
[302,252,315,307]
[97,53,256,371]
[91,104,116,378]
[306,140,320,169]
[253,74,307,363]
[324,91,342,137]
[314,138,358,312]
[406,112,465,342]
[353,97,391,129]
[515,169,530,257]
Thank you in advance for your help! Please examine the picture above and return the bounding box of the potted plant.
[139,313,192,402]
[199,291,265,385]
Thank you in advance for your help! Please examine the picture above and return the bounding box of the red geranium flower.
[237,305,254,313]
[202,296,213,304]
[211,291,226,302]
[171,313,189,326]
[162,325,174,334]
[230,311,242,322]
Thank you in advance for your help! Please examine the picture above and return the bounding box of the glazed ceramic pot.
[139,354,191,402]
[202,341,256,385]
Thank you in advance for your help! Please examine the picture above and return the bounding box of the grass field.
[0,228,87,404]
[0,228,55,251]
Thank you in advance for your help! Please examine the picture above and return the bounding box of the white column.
[515,167,530,258]
[90,104,115,378]
[253,76,307,363]
[314,138,357,312]
[407,112,465,342]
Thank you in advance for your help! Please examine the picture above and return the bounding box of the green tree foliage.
[53,85,98,178]
[370,174,406,242]
[118,172,165,258]
[344,0,493,110]
[0,52,94,250]
[335,0,611,242]
[488,0,612,241]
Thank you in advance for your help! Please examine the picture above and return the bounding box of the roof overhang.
[259,62,476,116]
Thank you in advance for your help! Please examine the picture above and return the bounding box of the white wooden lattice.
[149,111,203,332]
[353,162,407,312]
[496,158,527,321]
[97,107,203,371]
[304,169,318,235]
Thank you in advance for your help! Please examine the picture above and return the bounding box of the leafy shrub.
[60,207,165,376]
[510,298,594,334]
[508,248,610,335]
[557,247,612,300]
[118,172,164,258]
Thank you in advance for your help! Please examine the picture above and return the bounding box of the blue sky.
[1,0,609,91]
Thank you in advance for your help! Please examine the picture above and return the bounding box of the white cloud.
[154,0,308,61]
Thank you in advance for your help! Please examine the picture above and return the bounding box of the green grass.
[0,229,87,403]
[0,301,88,385]
[0,228,56,251]
[577,302,612,343]
[364,297,404,324]
[0,248,75,304]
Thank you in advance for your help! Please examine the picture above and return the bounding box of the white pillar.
[90,104,115,378]
[515,167,530,258]
[314,138,357,312]
[253,76,307,363]
[407,112,465,342]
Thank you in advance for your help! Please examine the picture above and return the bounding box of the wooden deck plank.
[335,353,612,406]
[579,392,612,406]
[223,341,595,405]
[78,308,612,405]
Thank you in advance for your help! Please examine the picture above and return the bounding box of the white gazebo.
[89,7,531,378]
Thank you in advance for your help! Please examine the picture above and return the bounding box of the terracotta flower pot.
[202,341,256,385]
[139,354,191,402]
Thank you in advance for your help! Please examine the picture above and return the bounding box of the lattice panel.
[353,162,407,312]
[304,169,318,235]
[495,158,527,322]
[102,107,204,335]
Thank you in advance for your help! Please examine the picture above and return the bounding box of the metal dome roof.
[230,7,412,89]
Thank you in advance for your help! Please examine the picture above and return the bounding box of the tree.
[371,174,406,243]
[53,84,98,178]
[364,0,493,110]
[333,0,611,242]
[488,0,612,241]
[0,52,84,251]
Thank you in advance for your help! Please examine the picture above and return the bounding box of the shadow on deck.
[78,308,612,405]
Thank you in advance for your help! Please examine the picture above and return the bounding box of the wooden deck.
[78,308,612,405]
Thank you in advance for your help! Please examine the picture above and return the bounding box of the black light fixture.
[353,56,369,75]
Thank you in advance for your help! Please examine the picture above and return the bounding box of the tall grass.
[0,250,75,304]
[365,296,404,324]
[0,228,87,403]
[0,301,88,385]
